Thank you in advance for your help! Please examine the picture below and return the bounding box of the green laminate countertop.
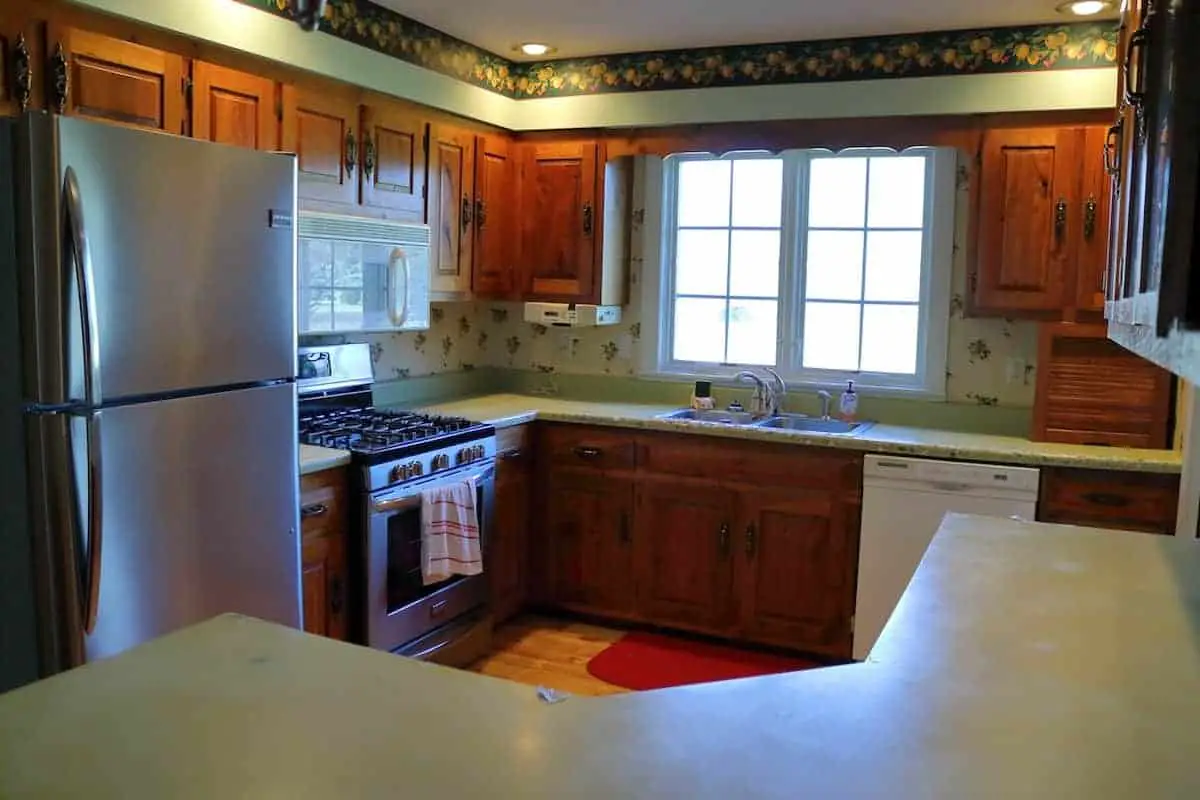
[415,393,1183,473]
[298,443,351,476]
[2,514,1198,797]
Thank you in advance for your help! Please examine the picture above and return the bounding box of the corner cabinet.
[518,141,632,305]
[472,134,518,298]
[44,25,185,133]
[972,125,1111,319]
[427,122,476,297]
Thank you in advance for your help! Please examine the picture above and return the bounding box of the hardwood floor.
[468,615,630,696]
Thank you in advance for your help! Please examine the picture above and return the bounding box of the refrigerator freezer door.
[76,382,300,662]
[18,113,297,407]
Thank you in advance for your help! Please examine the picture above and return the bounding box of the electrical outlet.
[557,331,575,360]
[1005,357,1026,385]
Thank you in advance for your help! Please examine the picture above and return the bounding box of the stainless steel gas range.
[298,344,495,666]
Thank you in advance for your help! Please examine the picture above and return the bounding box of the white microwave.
[297,212,431,335]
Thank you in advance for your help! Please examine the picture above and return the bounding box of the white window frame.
[640,147,955,399]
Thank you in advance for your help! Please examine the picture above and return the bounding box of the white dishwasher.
[854,454,1040,661]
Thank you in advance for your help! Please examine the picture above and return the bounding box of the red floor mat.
[586,631,822,691]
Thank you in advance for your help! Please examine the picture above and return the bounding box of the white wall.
[68,0,1116,131]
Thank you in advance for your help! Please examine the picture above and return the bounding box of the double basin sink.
[659,408,873,436]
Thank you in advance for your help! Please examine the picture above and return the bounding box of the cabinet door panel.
[361,103,427,218]
[546,472,635,614]
[301,535,332,637]
[281,84,359,206]
[975,127,1080,314]
[473,134,516,297]
[521,141,599,301]
[635,479,735,631]
[48,26,184,133]
[1076,125,1112,313]
[490,448,531,624]
[427,123,475,295]
[192,62,278,151]
[737,489,857,658]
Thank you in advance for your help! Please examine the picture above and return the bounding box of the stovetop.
[299,407,493,462]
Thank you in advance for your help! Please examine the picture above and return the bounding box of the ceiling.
[377,0,1119,61]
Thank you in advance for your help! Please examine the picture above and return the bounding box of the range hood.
[523,302,622,327]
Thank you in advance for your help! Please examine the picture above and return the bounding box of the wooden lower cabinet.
[489,428,533,624]
[544,470,636,615]
[300,467,350,641]
[634,479,736,632]
[1038,468,1179,535]
[735,488,859,657]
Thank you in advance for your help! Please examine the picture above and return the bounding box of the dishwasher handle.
[925,481,974,493]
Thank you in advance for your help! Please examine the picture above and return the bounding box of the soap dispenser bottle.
[839,380,858,422]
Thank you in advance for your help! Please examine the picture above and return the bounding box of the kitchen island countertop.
[2,513,1198,798]
[416,393,1184,473]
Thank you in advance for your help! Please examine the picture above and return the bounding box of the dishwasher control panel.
[864,455,1041,494]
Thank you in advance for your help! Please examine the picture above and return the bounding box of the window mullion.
[792,152,811,374]
[722,161,735,364]
[855,157,871,373]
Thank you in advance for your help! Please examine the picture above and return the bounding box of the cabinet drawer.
[300,468,348,539]
[541,425,636,470]
[1038,468,1178,534]
[637,432,862,492]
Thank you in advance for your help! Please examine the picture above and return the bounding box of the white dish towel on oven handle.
[420,478,483,586]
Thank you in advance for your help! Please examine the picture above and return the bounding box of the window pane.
[861,304,919,374]
[808,157,867,228]
[803,302,861,371]
[732,159,783,227]
[674,298,728,363]
[726,300,778,365]
[864,231,923,302]
[729,230,780,298]
[678,160,731,227]
[676,229,729,296]
[868,157,927,229]
[805,230,864,301]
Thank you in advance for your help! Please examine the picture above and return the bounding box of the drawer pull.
[572,446,602,459]
[499,448,524,462]
[301,503,328,519]
[1081,491,1130,508]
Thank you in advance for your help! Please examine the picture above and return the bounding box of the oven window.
[385,483,488,613]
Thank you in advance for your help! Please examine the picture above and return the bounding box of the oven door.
[364,461,495,653]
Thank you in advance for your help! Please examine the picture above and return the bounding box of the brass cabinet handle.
[1124,26,1149,109]
[1104,120,1123,177]
[619,511,631,544]
[345,129,357,176]
[1083,195,1098,241]
[718,522,730,557]
[572,446,602,459]
[582,202,594,237]
[300,503,328,519]
[745,523,757,558]
[498,448,523,462]
[363,133,376,178]
[1082,491,1130,508]
[330,575,344,615]
[475,198,488,230]
[1054,198,1067,242]
[461,195,473,230]
[51,42,69,114]
[13,34,32,112]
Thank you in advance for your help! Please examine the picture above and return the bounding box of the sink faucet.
[816,389,833,420]
[763,368,787,415]
[734,371,773,416]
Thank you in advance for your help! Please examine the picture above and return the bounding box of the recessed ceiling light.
[516,43,555,57]
[1055,0,1114,15]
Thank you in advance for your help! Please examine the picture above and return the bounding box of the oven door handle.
[371,465,495,516]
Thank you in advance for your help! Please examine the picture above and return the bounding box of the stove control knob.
[456,449,466,465]
[475,445,486,460]
[390,465,405,483]
[411,461,423,477]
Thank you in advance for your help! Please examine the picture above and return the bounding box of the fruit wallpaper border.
[241,0,1117,99]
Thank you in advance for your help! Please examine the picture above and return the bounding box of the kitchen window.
[644,147,956,396]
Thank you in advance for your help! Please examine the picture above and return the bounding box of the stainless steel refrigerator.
[0,113,301,692]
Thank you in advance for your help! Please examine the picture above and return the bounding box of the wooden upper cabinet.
[359,100,427,218]
[973,127,1081,315]
[427,123,475,295]
[735,488,857,658]
[1075,125,1112,314]
[545,471,636,615]
[473,133,517,298]
[520,140,600,301]
[281,83,360,207]
[46,26,184,133]
[634,479,736,632]
[191,62,278,151]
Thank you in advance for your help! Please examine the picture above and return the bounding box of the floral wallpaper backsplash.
[238,1,1115,100]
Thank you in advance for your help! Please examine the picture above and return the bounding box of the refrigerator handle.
[389,247,409,326]
[63,167,103,406]
[63,167,105,633]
